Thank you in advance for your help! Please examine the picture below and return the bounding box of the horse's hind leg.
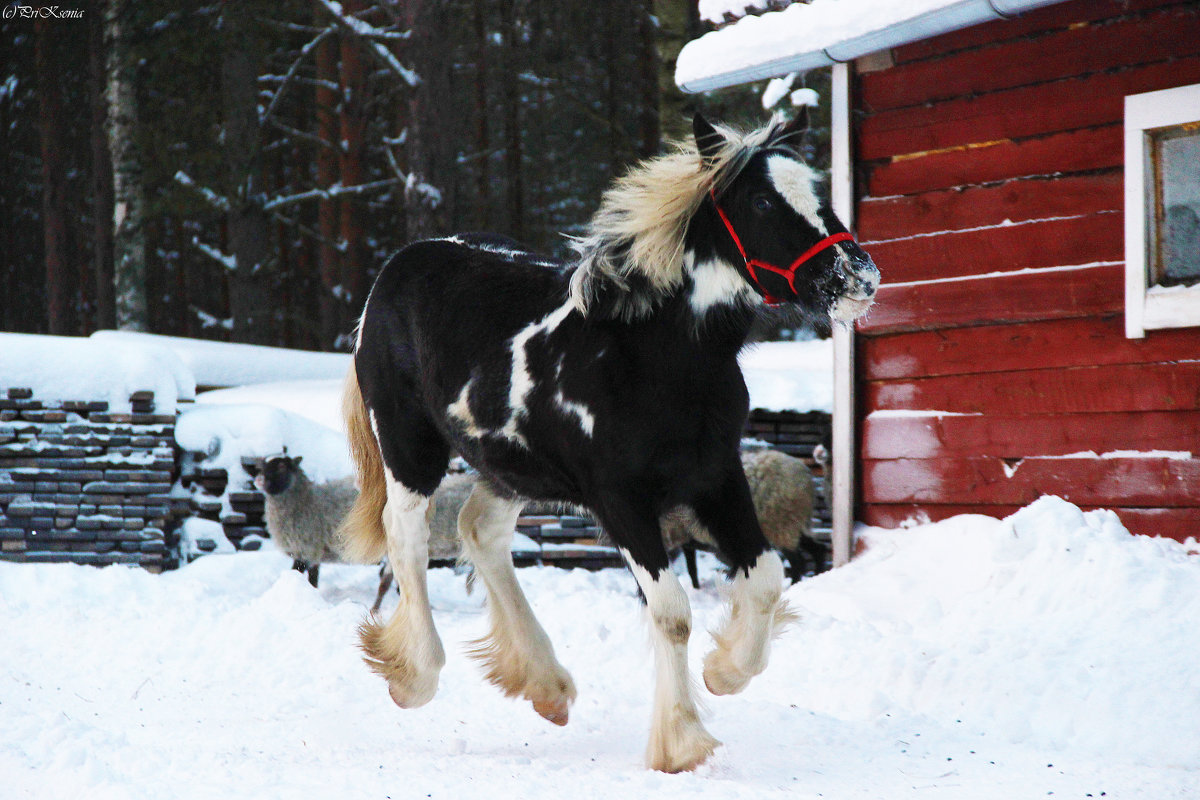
[371,561,393,614]
[360,477,446,709]
[457,482,576,726]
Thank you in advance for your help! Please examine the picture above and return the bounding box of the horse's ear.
[693,113,724,168]
[775,107,809,148]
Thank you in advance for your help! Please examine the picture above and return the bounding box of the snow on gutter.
[676,0,1067,93]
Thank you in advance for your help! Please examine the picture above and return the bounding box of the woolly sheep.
[255,452,359,588]
[812,442,833,512]
[256,453,478,609]
[661,448,827,588]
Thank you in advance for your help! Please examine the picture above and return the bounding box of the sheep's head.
[255,452,303,496]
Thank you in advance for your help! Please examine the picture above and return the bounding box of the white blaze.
[766,154,827,235]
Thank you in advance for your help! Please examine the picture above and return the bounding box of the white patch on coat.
[368,409,384,453]
[554,391,595,437]
[623,552,691,641]
[687,256,760,314]
[447,380,487,438]
[766,154,827,235]
[501,301,575,446]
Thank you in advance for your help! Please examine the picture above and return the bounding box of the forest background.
[2,0,829,350]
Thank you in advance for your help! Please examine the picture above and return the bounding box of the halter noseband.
[711,190,856,306]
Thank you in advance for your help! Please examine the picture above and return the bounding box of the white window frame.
[1124,83,1200,339]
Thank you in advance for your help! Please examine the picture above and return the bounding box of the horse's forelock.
[571,120,789,319]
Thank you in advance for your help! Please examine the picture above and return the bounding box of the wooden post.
[830,60,856,568]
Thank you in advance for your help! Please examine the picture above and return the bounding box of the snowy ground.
[3,496,1197,799]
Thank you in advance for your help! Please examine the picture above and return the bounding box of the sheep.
[812,442,833,513]
[661,448,828,589]
[255,453,474,606]
[255,452,359,588]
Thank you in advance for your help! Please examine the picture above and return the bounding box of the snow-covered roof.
[677,0,1067,93]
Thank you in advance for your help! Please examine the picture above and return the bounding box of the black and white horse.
[339,114,879,773]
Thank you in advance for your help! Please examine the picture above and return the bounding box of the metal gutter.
[677,0,1067,94]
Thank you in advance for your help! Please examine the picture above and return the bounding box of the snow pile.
[2,495,1196,798]
[91,330,350,389]
[0,332,195,413]
[177,517,237,560]
[776,496,1200,765]
[739,337,833,413]
[761,72,796,108]
[195,379,345,434]
[176,403,352,485]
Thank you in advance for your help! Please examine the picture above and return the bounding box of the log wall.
[853,0,1200,540]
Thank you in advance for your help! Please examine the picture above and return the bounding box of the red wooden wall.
[852,0,1200,541]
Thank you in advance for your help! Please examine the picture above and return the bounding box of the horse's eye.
[752,195,774,213]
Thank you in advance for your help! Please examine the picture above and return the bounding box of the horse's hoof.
[702,650,751,696]
[533,697,570,726]
[647,730,721,773]
[387,676,438,709]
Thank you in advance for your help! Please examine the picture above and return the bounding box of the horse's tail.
[337,362,389,564]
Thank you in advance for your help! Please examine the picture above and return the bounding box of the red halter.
[711,191,856,306]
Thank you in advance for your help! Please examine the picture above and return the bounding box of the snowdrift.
[2,496,1196,799]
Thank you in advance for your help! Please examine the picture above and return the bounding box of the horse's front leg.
[457,482,576,725]
[359,479,445,708]
[600,501,719,773]
[692,468,796,696]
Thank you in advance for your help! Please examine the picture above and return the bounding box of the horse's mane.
[569,118,796,319]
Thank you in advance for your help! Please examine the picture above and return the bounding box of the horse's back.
[364,236,569,342]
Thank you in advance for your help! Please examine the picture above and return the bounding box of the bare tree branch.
[266,118,339,152]
[268,207,346,252]
[260,25,336,125]
[191,237,238,272]
[263,178,401,211]
[313,0,420,86]
[174,171,231,212]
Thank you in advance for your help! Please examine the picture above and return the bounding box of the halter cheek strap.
[711,191,856,306]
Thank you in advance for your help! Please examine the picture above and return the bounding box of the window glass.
[1152,124,1200,287]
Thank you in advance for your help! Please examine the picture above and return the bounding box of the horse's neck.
[636,291,755,364]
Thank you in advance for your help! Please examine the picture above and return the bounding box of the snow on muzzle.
[830,241,879,322]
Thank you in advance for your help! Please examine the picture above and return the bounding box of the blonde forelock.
[569,118,792,319]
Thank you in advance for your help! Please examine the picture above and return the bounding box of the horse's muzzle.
[830,251,880,322]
